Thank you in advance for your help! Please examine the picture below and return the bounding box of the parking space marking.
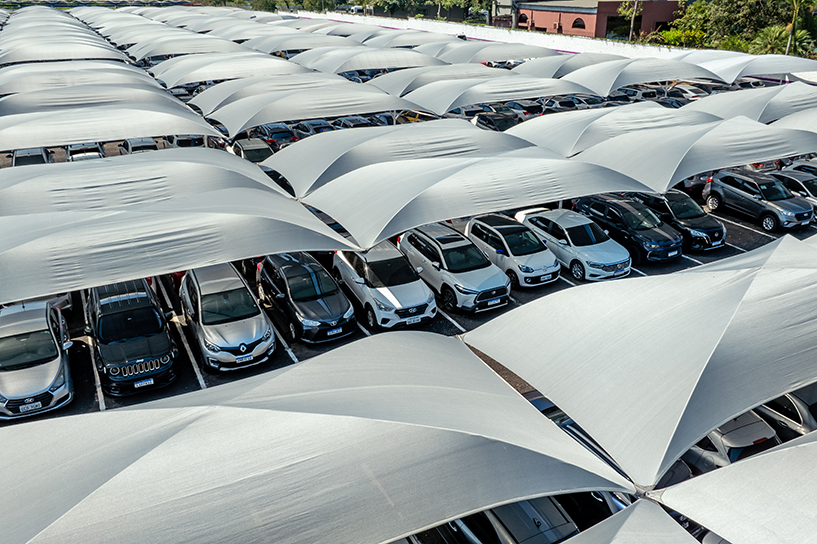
[558,276,576,287]
[438,309,467,333]
[81,289,106,412]
[715,216,778,239]
[725,242,747,253]
[631,267,648,276]
[273,326,299,364]
[157,279,207,390]
[681,255,704,266]
[357,323,373,337]
[509,294,521,305]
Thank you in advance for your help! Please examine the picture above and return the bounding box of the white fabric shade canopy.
[512,53,625,78]
[654,431,817,544]
[561,58,724,97]
[314,22,385,36]
[696,53,817,83]
[364,30,460,48]
[507,101,720,157]
[127,35,249,62]
[0,60,160,95]
[366,63,517,96]
[261,119,550,197]
[434,41,560,64]
[302,154,652,248]
[772,106,817,135]
[291,45,448,74]
[243,33,360,54]
[0,331,633,543]
[574,116,817,193]
[403,77,594,116]
[0,40,129,66]
[466,236,817,489]
[684,81,817,123]
[150,51,309,88]
[564,500,697,544]
[209,22,300,41]
[0,149,354,304]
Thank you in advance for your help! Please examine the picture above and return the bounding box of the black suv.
[623,190,727,251]
[85,279,177,396]
[573,194,684,264]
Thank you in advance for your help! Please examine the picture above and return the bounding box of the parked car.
[623,190,727,251]
[333,241,437,330]
[515,208,630,281]
[470,111,517,131]
[165,134,205,148]
[541,97,584,111]
[505,99,545,120]
[179,263,275,371]
[258,252,356,342]
[666,84,707,101]
[444,105,486,119]
[367,113,397,126]
[616,85,658,101]
[704,169,813,232]
[331,116,375,129]
[755,382,817,442]
[573,195,684,264]
[85,279,177,396]
[228,138,274,163]
[119,137,159,155]
[605,91,631,103]
[0,301,73,419]
[252,123,298,150]
[655,97,688,109]
[772,169,817,213]
[66,142,105,161]
[681,410,781,475]
[291,120,335,139]
[481,103,521,122]
[464,214,560,288]
[397,223,510,312]
[10,147,52,166]
[785,158,817,178]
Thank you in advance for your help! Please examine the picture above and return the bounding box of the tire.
[570,261,585,281]
[506,270,519,289]
[760,213,778,232]
[706,194,721,212]
[364,305,378,331]
[288,322,298,342]
[441,286,458,312]
[628,246,643,266]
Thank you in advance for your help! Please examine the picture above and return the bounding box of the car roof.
[587,194,652,212]
[538,208,594,227]
[267,252,323,277]
[0,302,49,337]
[14,148,45,156]
[304,119,331,125]
[263,123,291,130]
[95,280,154,312]
[236,138,270,150]
[126,138,157,146]
[474,214,520,228]
[191,263,245,295]
[360,240,404,262]
[415,223,470,247]
[776,169,816,181]
[724,168,776,182]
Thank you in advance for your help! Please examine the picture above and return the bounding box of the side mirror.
[799,191,808,197]
[275,292,286,300]
[62,341,73,351]
[416,266,424,274]
[753,194,762,200]
[558,239,568,245]
[431,261,441,271]
[353,277,366,285]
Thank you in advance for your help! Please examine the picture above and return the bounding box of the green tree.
[781,0,817,55]
[708,0,790,41]
[717,34,751,52]
[750,24,790,53]
[661,28,708,47]
[670,0,710,34]
[250,0,277,11]
[617,0,643,41]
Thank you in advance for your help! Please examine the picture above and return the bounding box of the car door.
[586,201,609,228]
[182,275,202,338]
[604,207,629,246]
[416,235,445,292]
[777,175,807,198]
[468,223,495,262]
[343,252,368,305]
[718,175,747,212]
[529,216,559,256]
[739,179,765,218]
[548,222,571,264]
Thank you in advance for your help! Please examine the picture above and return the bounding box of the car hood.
[674,214,723,231]
[294,292,351,323]
[718,412,776,448]
[452,265,507,292]
[202,314,269,348]
[769,197,813,214]
[575,239,630,264]
[0,358,61,398]
[513,248,558,269]
[635,224,682,244]
[373,281,431,309]
[98,332,173,367]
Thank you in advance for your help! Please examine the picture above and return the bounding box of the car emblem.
[24,398,34,404]
[409,307,417,314]
[330,321,337,326]
[239,344,247,354]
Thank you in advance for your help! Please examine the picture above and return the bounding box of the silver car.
[180,263,275,371]
[0,302,73,419]
[754,382,817,442]
[516,208,630,282]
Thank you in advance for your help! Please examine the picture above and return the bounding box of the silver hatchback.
[180,263,275,371]
[0,302,73,419]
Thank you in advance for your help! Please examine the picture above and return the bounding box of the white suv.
[464,214,560,289]
[332,242,437,330]
[397,223,510,313]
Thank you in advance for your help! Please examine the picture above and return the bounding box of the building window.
[572,18,586,29]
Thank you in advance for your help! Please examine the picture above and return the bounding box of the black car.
[471,112,517,131]
[573,194,684,264]
[251,123,298,150]
[85,279,177,396]
[623,190,727,251]
[257,252,356,343]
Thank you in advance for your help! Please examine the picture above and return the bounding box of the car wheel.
[505,270,519,289]
[761,213,778,232]
[706,194,721,212]
[441,287,458,312]
[364,305,379,331]
[628,246,643,266]
[570,261,585,281]
[288,322,298,342]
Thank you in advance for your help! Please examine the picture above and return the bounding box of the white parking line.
[509,294,521,305]
[438,308,467,333]
[157,278,207,390]
[80,289,106,412]
[558,276,577,287]
[725,242,747,253]
[273,326,299,363]
[631,267,648,276]
[357,323,373,337]
[715,216,778,239]
[681,254,704,265]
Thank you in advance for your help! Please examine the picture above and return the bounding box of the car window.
[49,310,61,339]
[607,208,625,226]
[566,223,609,246]
[485,230,506,251]
[442,244,491,273]
[757,180,792,201]
[741,180,761,197]
[667,196,706,219]
[500,227,545,256]
[0,330,58,370]
[418,237,441,262]
[719,176,742,190]
[766,395,801,424]
[242,146,272,163]
[589,202,606,216]
[550,223,568,242]
[619,207,661,230]
[200,288,260,325]
[696,436,717,452]
[348,253,366,278]
[794,164,817,177]
[776,176,803,194]
[529,216,552,233]
[470,223,490,243]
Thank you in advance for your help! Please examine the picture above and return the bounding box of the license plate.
[19,401,42,413]
[487,297,502,306]
[327,327,343,336]
[539,274,552,282]
[668,250,679,257]
[406,316,422,324]
[134,378,154,388]
[236,354,253,363]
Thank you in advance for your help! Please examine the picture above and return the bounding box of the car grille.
[796,212,812,221]
[600,259,630,273]
[6,391,53,413]
[709,230,722,240]
[475,287,508,302]
[120,358,163,377]
[223,337,263,356]
[395,304,428,319]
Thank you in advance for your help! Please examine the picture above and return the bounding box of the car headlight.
[204,341,221,353]
[298,315,321,327]
[343,305,355,319]
[160,354,171,365]
[109,366,120,376]
[586,261,605,269]
[518,264,534,273]
[644,242,661,250]
[49,366,67,391]
[0,392,7,403]
[262,327,272,341]
[454,284,478,295]
[689,229,707,238]
[373,298,394,313]
[426,291,435,304]
[782,210,795,217]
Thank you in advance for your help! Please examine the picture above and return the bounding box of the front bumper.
[585,260,631,280]
[102,364,176,396]
[380,304,437,329]
[645,244,683,262]
[689,230,727,251]
[518,265,561,287]
[300,317,357,343]
[203,337,276,371]
[0,386,73,419]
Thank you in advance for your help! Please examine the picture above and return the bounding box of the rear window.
[728,437,778,462]
[268,131,294,141]
[14,154,46,166]
[243,146,273,163]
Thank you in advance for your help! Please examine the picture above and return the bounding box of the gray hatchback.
[704,169,813,232]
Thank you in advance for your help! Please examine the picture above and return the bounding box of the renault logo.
[239,344,247,354]
[24,398,35,404]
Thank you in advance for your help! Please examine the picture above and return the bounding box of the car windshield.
[0,330,58,371]
[269,131,293,140]
[14,154,45,166]
[801,178,817,195]
[566,222,609,246]
[200,288,260,325]
[243,147,272,163]
[131,145,157,153]
[668,196,706,219]
[758,180,792,201]
[442,245,491,273]
[286,267,338,302]
[366,257,418,288]
[583,96,603,105]
[621,207,661,230]
[499,227,546,256]
[491,117,516,131]
[98,307,164,343]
